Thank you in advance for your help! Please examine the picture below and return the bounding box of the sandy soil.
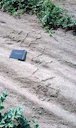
[0,1,76,128]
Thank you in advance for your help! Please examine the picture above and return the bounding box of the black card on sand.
[10,49,27,61]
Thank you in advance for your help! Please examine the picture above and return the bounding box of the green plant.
[0,0,76,31]
[0,91,39,128]
[0,0,28,14]
[28,0,76,30]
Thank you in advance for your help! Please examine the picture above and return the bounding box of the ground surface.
[0,1,76,128]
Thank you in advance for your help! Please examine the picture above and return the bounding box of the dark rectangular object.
[10,49,27,61]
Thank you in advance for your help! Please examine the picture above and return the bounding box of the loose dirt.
[0,1,76,128]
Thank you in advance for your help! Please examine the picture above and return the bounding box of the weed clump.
[27,0,76,30]
[0,0,76,31]
[0,91,39,128]
[0,0,28,14]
